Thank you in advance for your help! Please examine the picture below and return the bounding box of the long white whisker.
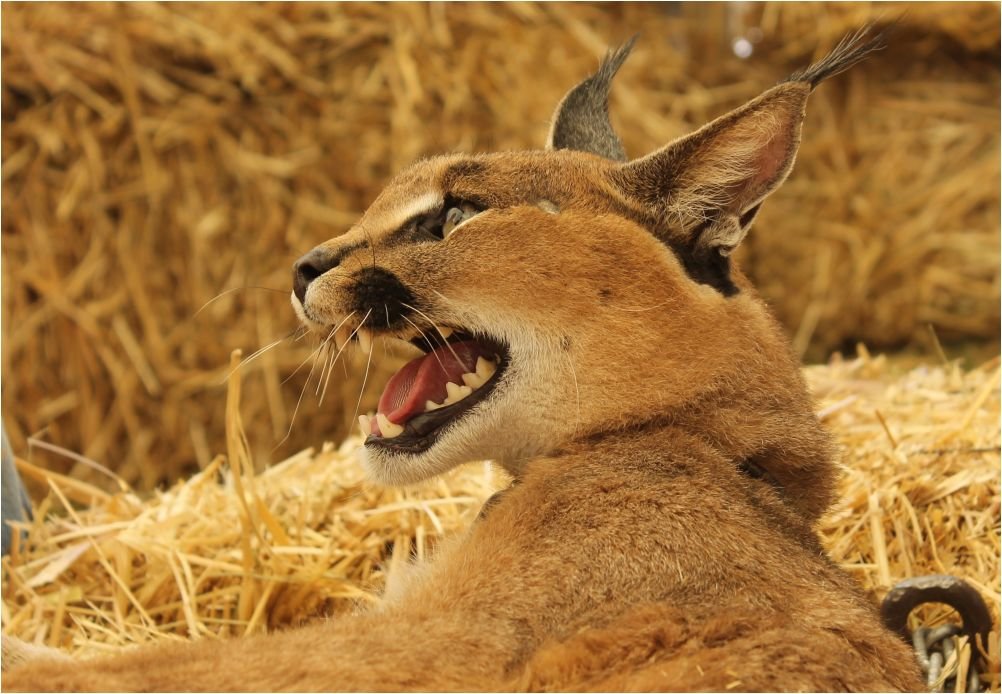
[403,315,447,371]
[317,344,336,401]
[220,333,291,385]
[316,338,337,397]
[401,302,464,367]
[282,337,328,386]
[316,342,335,397]
[349,309,375,423]
[193,285,287,319]
[429,288,456,305]
[315,313,357,395]
[352,340,375,427]
[319,314,368,407]
[276,335,328,450]
[423,290,476,363]
[314,324,342,395]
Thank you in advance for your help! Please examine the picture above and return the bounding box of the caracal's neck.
[542,362,838,525]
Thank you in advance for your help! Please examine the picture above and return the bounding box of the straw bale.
[1,351,998,688]
[2,3,998,490]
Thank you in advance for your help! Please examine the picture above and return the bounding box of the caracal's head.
[292,31,882,521]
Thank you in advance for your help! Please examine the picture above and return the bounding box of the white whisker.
[315,313,357,396]
[349,309,375,424]
[429,288,457,305]
[315,342,335,397]
[220,334,290,385]
[275,335,328,450]
[402,302,464,367]
[403,314,447,371]
[314,324,341,396]
[282,336,327,386]
[319,313,367,407]
[193,285,287,319]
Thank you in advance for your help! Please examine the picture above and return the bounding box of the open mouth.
[358,328,509,454]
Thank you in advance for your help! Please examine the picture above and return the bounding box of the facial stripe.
[379,191,442,234]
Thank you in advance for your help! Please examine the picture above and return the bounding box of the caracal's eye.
[441,203,479,238]
[417,199,482,241]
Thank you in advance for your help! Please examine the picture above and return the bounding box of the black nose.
[292,247,338,304]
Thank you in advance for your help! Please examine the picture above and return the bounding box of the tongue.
[377,340,495,425]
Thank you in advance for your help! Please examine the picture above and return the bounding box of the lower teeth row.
[359,356,498,439]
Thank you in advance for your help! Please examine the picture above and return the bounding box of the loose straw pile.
[2,350,998,690]
[2,3,998,489]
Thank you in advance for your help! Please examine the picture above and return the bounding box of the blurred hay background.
[2,352,999,690]
[2,2,999,490]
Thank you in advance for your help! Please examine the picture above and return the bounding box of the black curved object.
[881,574,994,666]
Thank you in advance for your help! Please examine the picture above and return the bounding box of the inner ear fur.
[615,82,810,258]
[613,25,885,270]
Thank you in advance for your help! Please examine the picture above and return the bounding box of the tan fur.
[4,33,922,692]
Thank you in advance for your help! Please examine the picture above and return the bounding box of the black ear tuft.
[786,23,887,89]
[546,35,638,161]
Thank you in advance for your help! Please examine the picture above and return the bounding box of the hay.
[739,4,1001,358]
[2,351,999,689]
[2,3,998,491]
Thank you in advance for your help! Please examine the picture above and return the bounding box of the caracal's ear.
[545,36,638,161]
[612,26,885,290]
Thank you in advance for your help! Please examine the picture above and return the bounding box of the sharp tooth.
[475,357,497,380]
[376,413,404,438]
[445,381,463,401]
[357,328,373,354]
[334,325,351,351]
[358,415,372,438]
[438,326,454,339]
[443,382,473,405]
[425,399,443,411]
[462,372,485,389]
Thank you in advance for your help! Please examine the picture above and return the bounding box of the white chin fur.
[360,445,449,486]
[362,434,506,486]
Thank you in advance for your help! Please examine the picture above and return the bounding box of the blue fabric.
[2,424,32,555]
